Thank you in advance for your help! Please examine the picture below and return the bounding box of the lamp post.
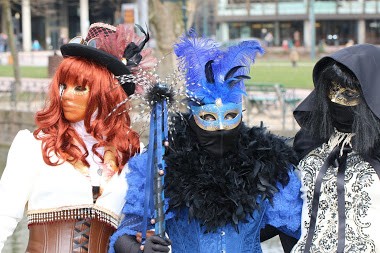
[309,0,316,60]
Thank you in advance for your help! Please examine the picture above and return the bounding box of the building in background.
[215,0,380,47]
[0,0,123,51]
[1,0,379,52]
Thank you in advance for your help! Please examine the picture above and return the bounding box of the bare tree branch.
[2,0,21,109]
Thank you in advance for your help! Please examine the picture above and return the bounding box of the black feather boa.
[164,115,298,232]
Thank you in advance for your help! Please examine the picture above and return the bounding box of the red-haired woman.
[0,22,155,253]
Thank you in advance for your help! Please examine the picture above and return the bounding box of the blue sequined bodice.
[166,204,268,253]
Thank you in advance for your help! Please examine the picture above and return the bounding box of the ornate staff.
[141,82,172,243]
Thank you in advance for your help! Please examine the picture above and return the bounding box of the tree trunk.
[148,0,185,76]
[2,0,21,110]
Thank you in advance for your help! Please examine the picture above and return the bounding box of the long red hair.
[34,57,140,171]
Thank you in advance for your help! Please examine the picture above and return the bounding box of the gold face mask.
[328,82,361,106]
[60,83,90,123]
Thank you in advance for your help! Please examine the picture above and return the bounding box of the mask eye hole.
[343,90,360,99]
[75,85,88,92]
[200,113,216,121]
[225,112,238,120]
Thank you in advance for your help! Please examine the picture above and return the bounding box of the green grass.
[249,61,315,89]
[0,60,316,89]
[0,65,48,78]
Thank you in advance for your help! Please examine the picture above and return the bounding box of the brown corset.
[26,218,115,253]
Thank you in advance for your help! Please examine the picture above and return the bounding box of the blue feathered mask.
[174,31,264,105]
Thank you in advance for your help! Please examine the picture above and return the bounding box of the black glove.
[114,235,141,253]
[114,234,171,253]
[143,235,171,253]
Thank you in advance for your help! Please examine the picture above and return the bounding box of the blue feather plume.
[174,30,220,92]
[216,40,265,95]
[174,33,264,105]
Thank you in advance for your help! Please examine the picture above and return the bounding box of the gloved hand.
[114,234,171,253]
[114,235,140,253]
[142,235,171,253]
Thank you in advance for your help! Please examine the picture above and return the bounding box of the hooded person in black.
[291,44,380,253]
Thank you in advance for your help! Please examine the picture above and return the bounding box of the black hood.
[294,44,380,127]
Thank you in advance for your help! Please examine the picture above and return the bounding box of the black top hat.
[60,23,150,96]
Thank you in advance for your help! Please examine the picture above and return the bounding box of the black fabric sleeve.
[260,224,279,241]
[260,224,298,253]
[278,232,299,253]
[293,128,324,161]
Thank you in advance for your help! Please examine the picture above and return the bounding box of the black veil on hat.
[293,44,380,160]
[60,22,152,96]
[295,44,380,127]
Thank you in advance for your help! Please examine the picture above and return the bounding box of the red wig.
[34,57,140,171]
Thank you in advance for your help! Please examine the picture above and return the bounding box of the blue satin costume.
[109,151,302,253]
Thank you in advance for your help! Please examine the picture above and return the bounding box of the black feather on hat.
[60,23,154,96]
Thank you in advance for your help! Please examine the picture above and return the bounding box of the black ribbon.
[337,151,348,253]
[304,146,350,253]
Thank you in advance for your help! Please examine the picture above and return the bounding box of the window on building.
[366,20,380,44]
[316,20,357,46]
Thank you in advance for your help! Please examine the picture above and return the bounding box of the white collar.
[71,120,104,186]
[327,129,355,156]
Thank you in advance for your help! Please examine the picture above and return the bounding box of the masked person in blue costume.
[110,32,302,253]
[291,44,380,252]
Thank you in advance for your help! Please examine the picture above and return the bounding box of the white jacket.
[0,130,130,252]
